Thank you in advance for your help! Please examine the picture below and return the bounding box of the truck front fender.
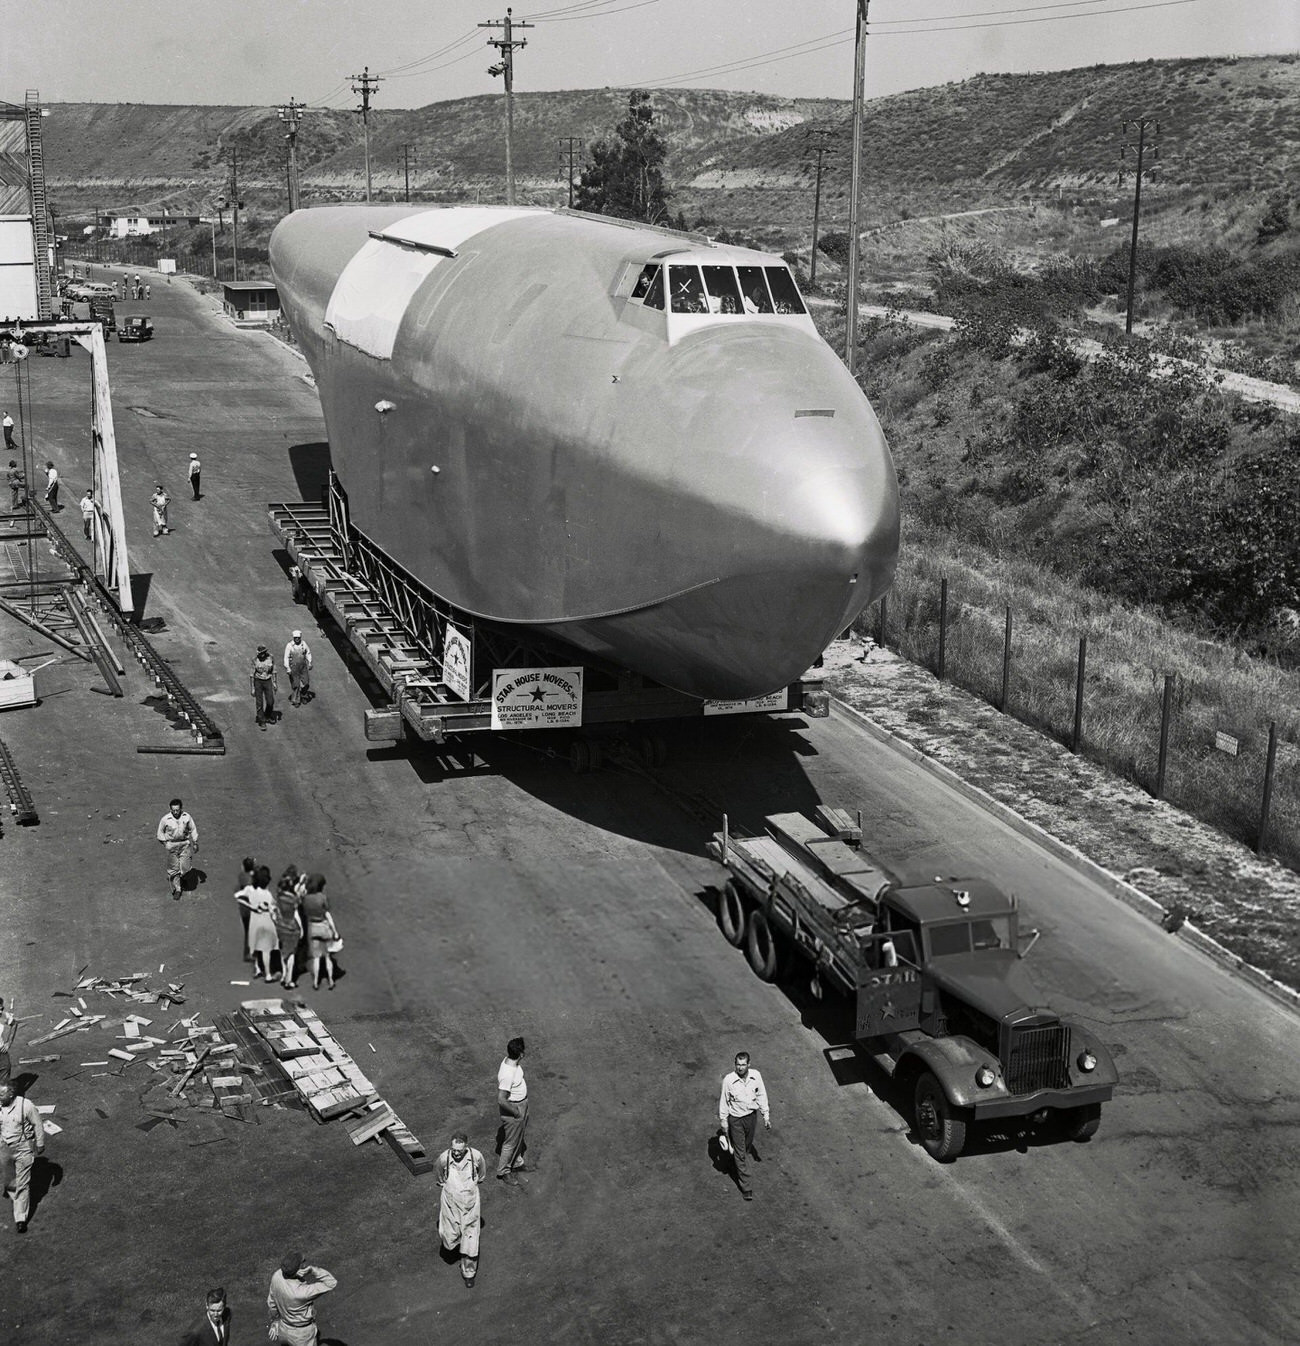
[1067,1022,1120,1090]
[897,1037,1004,1111]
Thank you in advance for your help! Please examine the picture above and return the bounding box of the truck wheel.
[745,908,780,982]
[1064,1102,1102,1142]
[568,740,592,774]
[914,1071,967,1162]
[719,880,746,947]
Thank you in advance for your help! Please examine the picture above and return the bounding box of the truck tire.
[719,880,746,947]
[745,908,780,982]
[914,1071,967,1162]
[1064,1102,1102,1142]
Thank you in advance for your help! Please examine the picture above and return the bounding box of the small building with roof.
[222,280,281,324]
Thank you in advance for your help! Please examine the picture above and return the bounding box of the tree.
[575,92,672,224]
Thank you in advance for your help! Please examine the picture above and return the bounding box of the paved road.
[0,271,1296,1346]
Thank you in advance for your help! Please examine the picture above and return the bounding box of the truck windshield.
[929,916,1014,957]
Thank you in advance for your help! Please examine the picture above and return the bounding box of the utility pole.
[1119,117,1160,338]
[559,136,582,208]
[277,97,312,213]
[806,126,834,289]
[845,0,869,374]
[350,67,383,203]
[402,143,418,203]
[481,9,534,206]
[228,146,242,282]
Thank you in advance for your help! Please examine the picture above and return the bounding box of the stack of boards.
[241,999,434,1174]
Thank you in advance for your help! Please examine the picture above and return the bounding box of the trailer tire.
[569,740,593,774]
[1063,1102,1102,1142]
[745,908,780,982]
[914,1071,967,1162]
[719,880,747,947]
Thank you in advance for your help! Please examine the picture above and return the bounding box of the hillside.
[40,54,1300,220]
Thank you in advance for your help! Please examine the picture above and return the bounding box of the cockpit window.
[631,263,658,300]
[702,265,743,315]
[765,266,807,315]
[737,266,774,314]
[669,265,708,314]
[641,265,664,310]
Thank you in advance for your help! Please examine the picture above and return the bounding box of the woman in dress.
[273,875,304,989]
[301,873,338,990]
[236,864,277,983]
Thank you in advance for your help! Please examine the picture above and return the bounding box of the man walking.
[43,461,59,511]
[719,1051,770,1201]
[188,452,201,500]
[267,1251,336,1346]
[2,411,14,451]
[284,630,313,706]
[251,644,277,727]
[0,1081,46,1233]
[6,459,23,513]
[80,489,95,541]
[496,1036,529,1184]
[151,483,170,535]
[0,995,15,1087]
[437,1131,486,1288]
[177,1287,232,1346]
[157,796,199,899]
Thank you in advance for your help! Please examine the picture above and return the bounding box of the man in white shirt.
[2,411,15,451]
[188,452,202,500]
[284,630,313,706]
[718,1051,770,1200]
[157,796,199,898]
[0,1081,46,1231]
[79,489,95,540]
[0,995,15,1086]
[496,1036,529,1183]
[44,461,59,511]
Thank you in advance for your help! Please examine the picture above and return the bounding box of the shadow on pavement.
[129,570,153,620]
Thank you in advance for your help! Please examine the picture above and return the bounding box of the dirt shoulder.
[822,638,1300,997]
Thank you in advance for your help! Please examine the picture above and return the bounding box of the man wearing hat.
[187,452,201,500]
[250,644,278,728]
[284,629,313,707]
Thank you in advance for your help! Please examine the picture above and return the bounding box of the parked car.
[118,315,154,342]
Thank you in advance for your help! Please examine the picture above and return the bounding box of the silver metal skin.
[270,206,899,701]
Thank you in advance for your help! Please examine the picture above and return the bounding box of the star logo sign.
[528,686,553,703]
[879,996,899,1021]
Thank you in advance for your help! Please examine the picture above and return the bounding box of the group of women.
[234,860,342,991]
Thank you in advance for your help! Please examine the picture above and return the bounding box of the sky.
[3,0,1296,110]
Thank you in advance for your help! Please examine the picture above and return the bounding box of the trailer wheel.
[639,733,668,767]
[914,1071,967,1162]
[745,908,780,982]
[1063,1102,1102,1142]
[569,740,593,774]
[719,880,747,947]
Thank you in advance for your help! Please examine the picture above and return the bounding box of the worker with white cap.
[187,452,202,500]
[284,629,313,707]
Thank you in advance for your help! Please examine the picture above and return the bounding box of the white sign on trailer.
[703,689,789,716]
[491,666,583,730]
[442,625,471,701]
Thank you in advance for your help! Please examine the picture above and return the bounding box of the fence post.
[937,578,948,680]
[1154,673,1174,799]
[1257,721,1278,855]
[999,605,1012,712]
[1071,635,1087,753]
[877,594,887,648]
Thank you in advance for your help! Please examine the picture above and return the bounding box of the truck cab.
[856,879,1117,1160]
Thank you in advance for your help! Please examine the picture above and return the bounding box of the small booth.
[222,280,281,324]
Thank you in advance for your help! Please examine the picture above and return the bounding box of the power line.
[376,30,480,77]
[868,0,1208,36]
[481,10,535,207]
[382,47,485,81]
[526,0,665,21]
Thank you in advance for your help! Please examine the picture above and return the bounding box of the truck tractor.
[708,810,1118,1160]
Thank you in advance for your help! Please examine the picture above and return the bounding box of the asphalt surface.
[1,270,1297,1346]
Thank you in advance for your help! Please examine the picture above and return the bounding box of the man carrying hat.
[188,452,202,500]
[250,644,277,728]
[284,629,313,707]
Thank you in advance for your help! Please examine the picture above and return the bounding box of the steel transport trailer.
[270,473,830,767]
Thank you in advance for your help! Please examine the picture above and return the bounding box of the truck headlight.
[975,1065,997,1088]
[1077,1050,1097,1073]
